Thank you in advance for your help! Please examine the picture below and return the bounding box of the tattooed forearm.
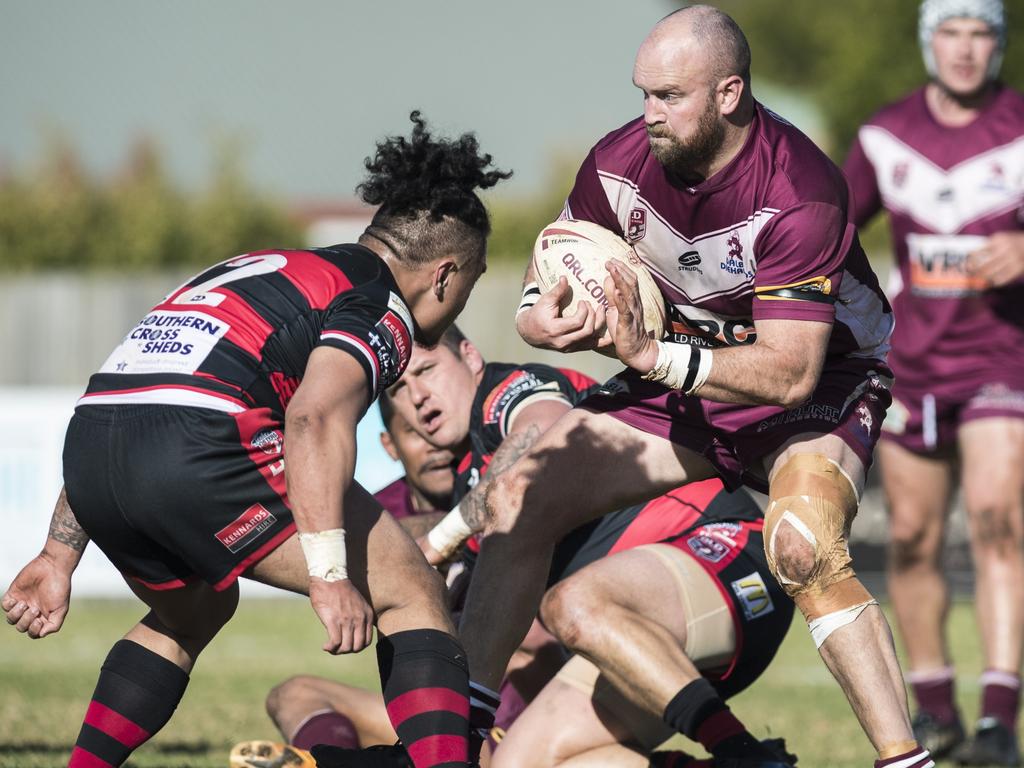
[398,511,446,539]
[460,424,542,532]
[47,488,89,552]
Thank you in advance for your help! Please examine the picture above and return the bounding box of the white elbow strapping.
[641,340,713,395]
[427,505,473,559]
[807,599,877,648]
[298,528,348,582]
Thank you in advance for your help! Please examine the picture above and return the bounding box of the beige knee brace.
[764,454,874,637]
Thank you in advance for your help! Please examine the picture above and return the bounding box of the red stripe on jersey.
[83,701,150,746]
[556,367,598,394]
[277,250,354,310]
[68,746,115,768]
[664,478,723,512]
[155,290,273,361]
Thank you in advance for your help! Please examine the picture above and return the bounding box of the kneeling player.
[2,114,509,768]
[311,328,795,768]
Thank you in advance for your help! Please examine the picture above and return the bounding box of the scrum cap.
[919,0,1006,79]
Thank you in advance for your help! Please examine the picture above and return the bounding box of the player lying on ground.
[1,112,510,768]
[844,1,1024,763]
[300,328,795,768]
[455,7,934,768]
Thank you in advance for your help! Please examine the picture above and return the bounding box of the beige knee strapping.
[764,453,870,620]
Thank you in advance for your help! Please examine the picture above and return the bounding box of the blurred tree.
[0,137,304,271]
[707,0,1023,157]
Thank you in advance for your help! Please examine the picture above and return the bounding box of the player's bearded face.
[646,87,724,175]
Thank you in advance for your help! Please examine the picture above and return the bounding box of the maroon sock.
[874,746,934,767]
[980,669,1021,731]
[486,677,527,752]
[291,710,360,750]
[69,640,189,767]
[377,629,469,768]
[662,678,761,758]
[908,667,958,725]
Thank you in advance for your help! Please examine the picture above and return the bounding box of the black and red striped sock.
[377,629,470,768]
[662,678,764,759]
[68,639,189,767]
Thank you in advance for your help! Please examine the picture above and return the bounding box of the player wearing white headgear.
[845,0,1024,765]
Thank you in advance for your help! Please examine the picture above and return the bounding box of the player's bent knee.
[539,578,599,652]
[765,454,878,647]
[265,675,319,718]
[764,453,859,599]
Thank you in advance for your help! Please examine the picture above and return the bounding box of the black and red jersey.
[453,362,599,503]
[79,245,414,416]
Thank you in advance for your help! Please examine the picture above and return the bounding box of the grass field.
[0,598,988,768]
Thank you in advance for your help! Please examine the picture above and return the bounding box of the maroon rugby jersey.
[563,103,893,362]
[844,85,1024,390]
[79,245,414,415]
[373,476,444,521]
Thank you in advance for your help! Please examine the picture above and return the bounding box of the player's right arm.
[515,266,609,353]
[2,486,85,638]
[286,346,375,654]
[516,144,621,354]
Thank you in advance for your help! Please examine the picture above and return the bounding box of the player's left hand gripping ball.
[605,259,660,373]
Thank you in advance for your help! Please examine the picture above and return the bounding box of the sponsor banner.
[731,571,775,620]
[98,310,229,375]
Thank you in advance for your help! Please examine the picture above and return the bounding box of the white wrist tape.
[427,505,473,559]
[298,528,348,582]
[640,340,713,395]
[516,282,541,315]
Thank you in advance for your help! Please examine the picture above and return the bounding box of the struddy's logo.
[731,572,775,620]
[678,250,703,274]
[627,207,647,241]
[215,503,277,554]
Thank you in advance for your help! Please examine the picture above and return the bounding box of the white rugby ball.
[531,219,666,339]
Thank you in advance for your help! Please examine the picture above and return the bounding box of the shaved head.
[651,5,751,86]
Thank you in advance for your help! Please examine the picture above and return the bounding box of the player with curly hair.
[1,112,510,768]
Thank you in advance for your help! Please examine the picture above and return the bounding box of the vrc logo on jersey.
[627,207,647,241]
[731,572,775,620]
[983,162,1007,192]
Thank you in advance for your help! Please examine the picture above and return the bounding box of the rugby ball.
[531,220,666,339]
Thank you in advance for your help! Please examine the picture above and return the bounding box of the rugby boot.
[310,743,413,768]
[712,738,798,767]
[951,718,1022,766]
[911,710,965,758]
[230,740,316,768]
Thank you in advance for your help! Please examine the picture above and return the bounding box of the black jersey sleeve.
[477,363,581,446]
[317,286,414,401]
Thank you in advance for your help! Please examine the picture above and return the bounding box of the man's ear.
[718,74,745,116]
[459,339,485,376]
[380,430,399,461]
[432,259,458,301]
